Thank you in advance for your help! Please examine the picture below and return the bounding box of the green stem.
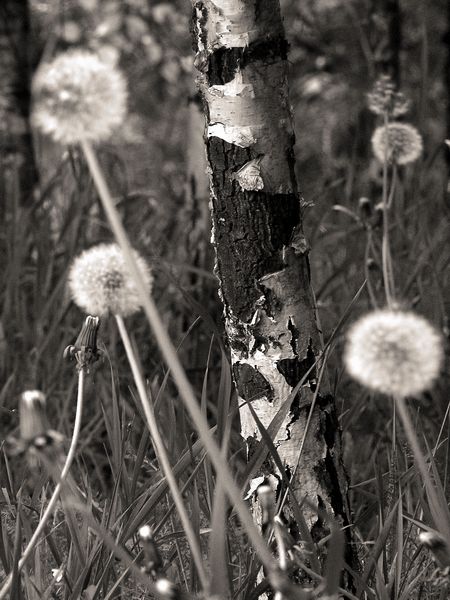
[80,140,273,570]
[0,369,85,600]
[115,314,208,590]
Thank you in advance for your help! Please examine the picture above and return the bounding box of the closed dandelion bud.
[155,577,177,599]
[371,123,423,166]
[139,524,163,575]
[20,390,48,441]
[32,50,127,145]
[68,243,153,317]
[419,531,450,569]
[344,309,443,398]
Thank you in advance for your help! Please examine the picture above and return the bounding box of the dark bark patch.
[233,362,273,402]
[207,137,300,321]
[207,37,289,86]
[287,317,300,355]
[276,341,316,389]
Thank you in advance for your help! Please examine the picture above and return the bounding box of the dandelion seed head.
[344,309,443,398]
[68,244,152,317]
[371,123,423,165]
[32,50,127,145]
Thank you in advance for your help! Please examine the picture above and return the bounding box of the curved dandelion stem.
[80,139,274,570]
[0,369,85,600]
[115,314,208,590]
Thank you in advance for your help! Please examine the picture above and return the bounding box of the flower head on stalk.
[5,391,64,460]
[68,243,152,317]
[344,309,443,398]
[32,50,127,145]
[367,75,410,118]
[371,123,423,165]
[64,315,102,372]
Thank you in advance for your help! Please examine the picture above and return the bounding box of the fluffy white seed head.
[32,50,127,145]
[371,123,423,165]
[344,309,443,398]
[68,244,152,317]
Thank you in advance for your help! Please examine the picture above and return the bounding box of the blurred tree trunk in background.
[181,90,216,387]
[446,1,450,168]
[191,0,357,574]
[0,0,38,207]
[369,0,401,82]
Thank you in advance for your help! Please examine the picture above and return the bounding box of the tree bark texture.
[191,0,356,564]
[0,0,38,207]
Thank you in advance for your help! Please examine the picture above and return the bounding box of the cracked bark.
[191,0,358,578]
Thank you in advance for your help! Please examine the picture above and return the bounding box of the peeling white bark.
[234,158,264,191]
[204,0,281,48]
[205,65,294,193]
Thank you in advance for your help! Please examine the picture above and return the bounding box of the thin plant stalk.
[0,369,86,600]
[80,140,274,569]
[381,114,396,306]
[364,228,379,308]
[115,313,208,590]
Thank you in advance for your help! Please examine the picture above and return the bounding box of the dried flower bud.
[20,390,48,441]
[420,531,450,569]
[367,75,410,117]
[32,50,127,145]
[155,577,177,598]
[139,524,153,541]
[345,309,443,397]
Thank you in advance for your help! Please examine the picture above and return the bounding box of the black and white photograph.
[0,1,449,598]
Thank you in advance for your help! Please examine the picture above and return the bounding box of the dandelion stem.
[115,314,208,590]
[364,228,379,308]
[0,369,85,600]
[381,114,396,306]
[80,140,274,570]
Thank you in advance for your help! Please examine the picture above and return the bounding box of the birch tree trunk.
[191,0,356,569]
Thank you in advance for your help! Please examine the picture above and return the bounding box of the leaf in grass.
[356,499,400,597]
